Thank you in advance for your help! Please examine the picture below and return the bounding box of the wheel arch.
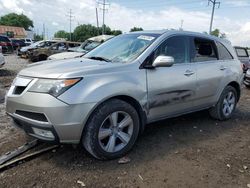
[227,81,241,101]
[81,95,147,142]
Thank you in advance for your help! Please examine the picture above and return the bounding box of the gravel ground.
[0,54,250,188]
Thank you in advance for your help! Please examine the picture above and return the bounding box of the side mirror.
[152,55,175,67]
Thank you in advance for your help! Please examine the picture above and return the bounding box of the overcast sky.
[0,0,250,46]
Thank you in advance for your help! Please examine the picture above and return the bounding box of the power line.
[208,0,220,34]
[66,9,74,41]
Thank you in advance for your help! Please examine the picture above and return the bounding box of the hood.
[18,57,116,78]
[48,52,84,60]
[20,45,36,52]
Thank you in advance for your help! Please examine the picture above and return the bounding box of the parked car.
[234,46,250,73]
[29,41,81,62]
[0,35,13,53]
[10,38,26,50]
[0,51,5,68]
[18,40,59,57]
[244,69,250,89]
[48,35,114,60]
[6,30,243,159]
[20,38,33,46]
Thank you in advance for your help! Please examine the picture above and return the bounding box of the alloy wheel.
[98,111,134,153]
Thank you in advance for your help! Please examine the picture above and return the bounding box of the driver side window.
[154,36,188,64]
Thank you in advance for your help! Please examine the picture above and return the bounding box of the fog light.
[32,127,55,139]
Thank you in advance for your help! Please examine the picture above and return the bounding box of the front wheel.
[209,86,237,120]
[82,99,140,160]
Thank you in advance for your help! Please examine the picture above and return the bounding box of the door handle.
[220,66,227,70]
[184,70,195,76]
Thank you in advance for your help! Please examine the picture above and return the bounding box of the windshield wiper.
[87,56,111,62]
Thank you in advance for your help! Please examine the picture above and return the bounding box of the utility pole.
[97,0,109,35]
[66,9,74,41]
[180,19,184,30]
[208,0,220,34]
[96,7,99,35]
[43,23,45,40]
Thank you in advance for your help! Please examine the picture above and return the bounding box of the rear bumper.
[6,91,96,144]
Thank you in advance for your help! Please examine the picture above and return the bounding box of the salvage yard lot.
[0,55,250,188]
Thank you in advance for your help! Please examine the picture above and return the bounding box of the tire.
[38,54,48,61]
[82,99,140,160]
[245,84,250,89]
[209,86,237,121]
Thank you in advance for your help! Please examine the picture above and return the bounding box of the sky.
[0,0,250,46]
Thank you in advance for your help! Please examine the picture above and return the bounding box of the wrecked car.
[48,35,114,60]
[6,30,243,159]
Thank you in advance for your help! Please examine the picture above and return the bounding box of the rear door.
[190,37,224,107]
[146,35,197,121]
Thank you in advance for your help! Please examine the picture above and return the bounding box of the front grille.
[13,86,26,95]
[15,110,48,122]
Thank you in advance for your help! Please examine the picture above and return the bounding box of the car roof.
[129,29,230,44]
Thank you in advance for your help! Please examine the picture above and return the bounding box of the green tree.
[210,28,227,39]
[0,13,33,30]
[73,24,101,42]
[130,27,143,32]
[34,34,43,41]
[54,30,70,40]
[110,30,122,36]
[210,29,220,37]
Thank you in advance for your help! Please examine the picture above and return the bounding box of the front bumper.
[6,91,96,144]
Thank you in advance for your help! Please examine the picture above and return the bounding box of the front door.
[146,35,197,121]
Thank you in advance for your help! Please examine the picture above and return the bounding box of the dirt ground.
[0,55,250,188]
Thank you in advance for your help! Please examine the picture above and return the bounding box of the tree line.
[54,26,144,42]
[0,13,226,42]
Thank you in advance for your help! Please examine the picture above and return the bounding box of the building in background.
[0,25,26,38]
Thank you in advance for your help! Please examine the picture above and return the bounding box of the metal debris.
[138,174,143,181]
[0,145,59,172]
[118,156,131,164]
[77,180,86,187]
[0,139,38,165]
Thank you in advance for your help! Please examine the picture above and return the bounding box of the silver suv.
[6,31,243,159]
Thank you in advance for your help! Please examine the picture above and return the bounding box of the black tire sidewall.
[83,99,140,159]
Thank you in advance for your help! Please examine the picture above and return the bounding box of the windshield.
[77,40,101,52]
[85,33,159,63]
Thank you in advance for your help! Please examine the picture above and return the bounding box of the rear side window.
[235,48,248,57]
[191,38,218,62]
[216,42,233,60]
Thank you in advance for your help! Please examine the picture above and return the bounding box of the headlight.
[28,78,81,97]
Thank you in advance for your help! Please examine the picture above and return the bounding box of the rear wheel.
[82,99,140,160]
[209,86,237,120]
